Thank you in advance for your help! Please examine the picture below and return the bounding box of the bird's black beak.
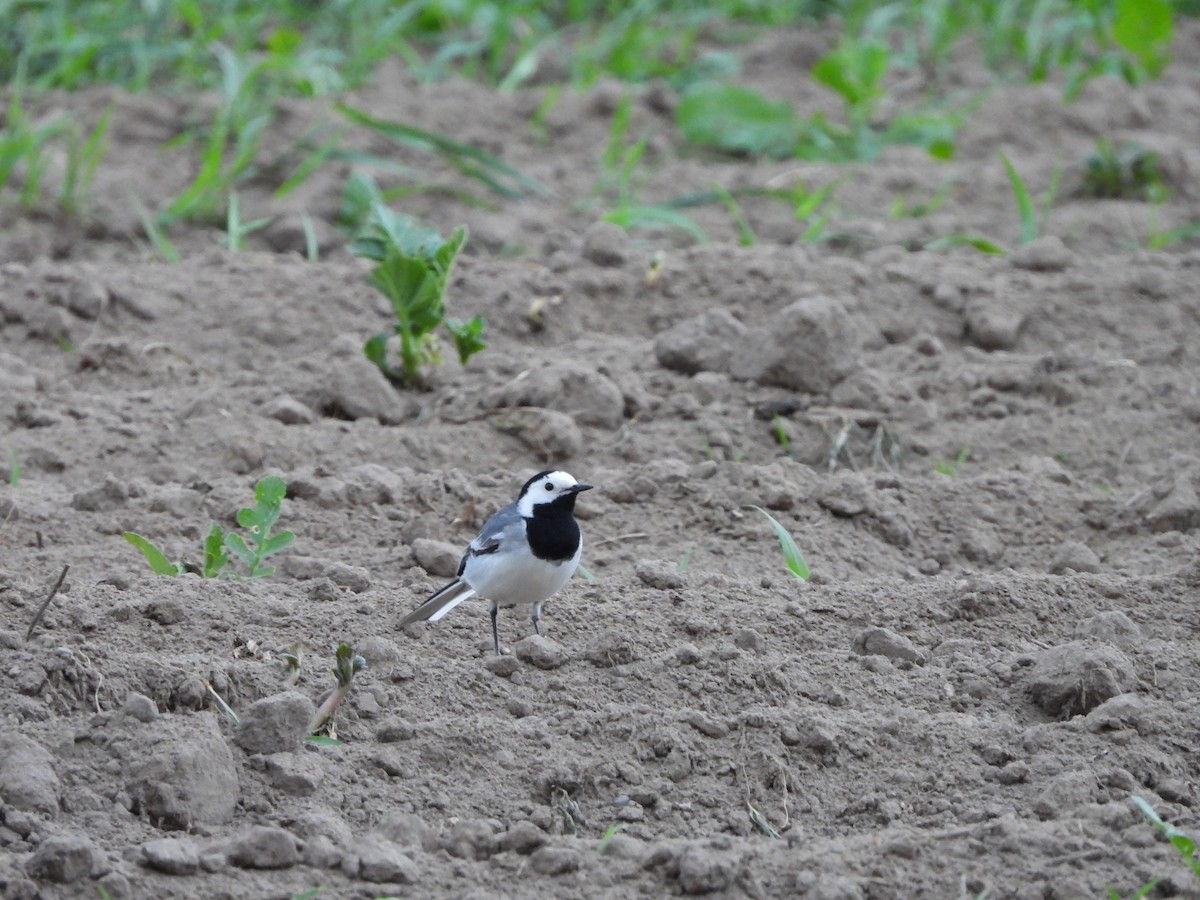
[568,483,593,492]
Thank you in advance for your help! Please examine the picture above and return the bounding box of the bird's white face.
[516,470,588,518]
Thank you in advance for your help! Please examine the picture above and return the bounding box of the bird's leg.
[531,602,542,637]
[491,604,501,656]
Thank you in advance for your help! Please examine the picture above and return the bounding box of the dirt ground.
[2,22,1200,900]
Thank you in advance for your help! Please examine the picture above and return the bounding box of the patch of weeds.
[676,82,801,159]
[337,101,545,202]
[161,43,274,225]
[891,179,955,219]
[786,178,840,243]
[596,94,706,242]
[352,203,483,388]
[307,643,367,741]
[749,506,810,581]
[58,105,112,216]
[934,445,970,477]
[0,71,69,207]
[124,475,295,578]
[1084,139,1166,202]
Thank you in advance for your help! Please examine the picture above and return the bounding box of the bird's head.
[517,469,593,518]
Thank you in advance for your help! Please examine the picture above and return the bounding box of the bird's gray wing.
[400,503,524,626]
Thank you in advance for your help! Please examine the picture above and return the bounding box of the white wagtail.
[400,469,593,655]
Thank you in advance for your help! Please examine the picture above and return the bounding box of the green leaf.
[445,315,487,364]
[676,83,801,158]
[998,150,1037,244]
[202,523,228,578]
[260,531,296,557]
[304,734,342,747]
[224,532,255,566]
[750,506,810,581]
[1113,0,1172,78]
[363,332,391,374]
[123,532,182,576]
[924,233,1008,255]
[812,41,889,111]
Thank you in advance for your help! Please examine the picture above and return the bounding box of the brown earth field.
[3,21,1200,900]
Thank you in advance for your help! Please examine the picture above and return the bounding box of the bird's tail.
[400,579,477,626]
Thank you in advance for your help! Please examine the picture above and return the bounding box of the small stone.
[372,812,434,853]
[264,753,322,796]
[730,295,861,394]
[653,308,747,376]
[376,718,418,742]
[302,834,343,869]
[24,833,98,884]
[677,841,740,894]
[484,655,521,678]
[529,845,580,875]
[234,691,316,755]
[994,762,1030,786]
[126,715,239,829]
[1074,611,1142,649]
[122,691,159,723]
[1027,641,1135,717]
[851,627,926,665]
[70,474,128,511]
[1048,540,1102,574]
[580,221,629,267]
[1084,694,1161,737]
[492,361,624,429]
[263,395,315,425]
[226,825,298,870]
[584,630,639,668]
[1010,235,1075,272]
[0,734,61,814]
[443,819,498,861]
[141,837,200,875]
[507,698,534,718]
[682,710,729,738]
[411,539,463,578]
[349,834,419,884]
[490,407,584,459]
[499,821,548,855]
[964,298,1025,350]
[675,643,702,665]
[514,635,569,670]
[321,561,370,593]
[635,559,683,590]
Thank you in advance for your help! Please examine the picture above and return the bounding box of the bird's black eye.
[544,482,554,492]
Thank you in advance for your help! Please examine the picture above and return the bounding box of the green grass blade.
[335,102,546,198]
[750,506,810,581]
[123,532,181,576]
[924,233,1008,255]
[999,150,1037,244]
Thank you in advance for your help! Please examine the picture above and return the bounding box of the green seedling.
[934,445,970,477]
[598,823,628,853]
[999,150,1061,245]
[891,180,954,218]
[135,201,182,263]
[750,506,810,581]
[772,414,791,454]
[337,102,545,200]
[0,72,69,207]
[812,39,889,154]
[8,451,22,487]
[352,204,482,387]
[1111,0,1173,81]
[223,192,272,251]
[281,643,303,689]
[1084,139,1166,202]
[1132,796,1200,879]
[924,233,1007,256]
[59,106,111,215]
[124,476,293,578]
[788,179,840,243]
[677,547,693,574]
[307,643,367,738]
[224,475,295,577]
[577,563,596,583]
[711,183,756,245]
[676,83,801,159]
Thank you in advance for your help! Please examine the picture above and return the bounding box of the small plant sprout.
[772,414,791,454]
[1132,796,1200,879]
[352,203,484,387]
[998,150,1061,245]
[750,506,810,581]
[124,475,294,578]
[934,445,970,478]
[598,823,628,853]
[224,475,295,577]
[280,643,303,689]
[307,643,367,740]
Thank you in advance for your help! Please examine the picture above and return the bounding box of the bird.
[400,469,593,655]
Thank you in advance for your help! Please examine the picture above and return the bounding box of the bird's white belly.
[464,544,581,607]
